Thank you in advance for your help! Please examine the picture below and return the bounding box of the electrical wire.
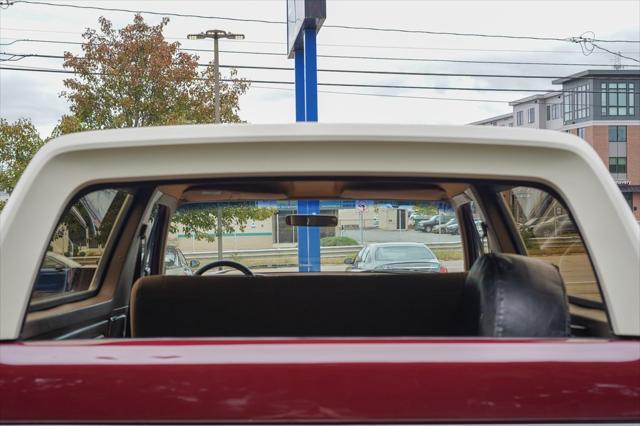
[6,0,284,24]
[6,0,640,44]
[1,52,582,79]
[1,38,638,67]
[250,84,510,103]
[2,65,637,95]
[589,41,640,63]
[2,32,638,55]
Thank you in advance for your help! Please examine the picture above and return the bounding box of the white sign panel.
[356,200,372,213]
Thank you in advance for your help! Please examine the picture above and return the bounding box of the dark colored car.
[346,242,447,273]
[34,252,83,293]
[416,214,455,232]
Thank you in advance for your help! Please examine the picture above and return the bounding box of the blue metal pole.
[303,28,318,121]
[294,48,310,271]
[294,49,305,122]
[302,27,320,272]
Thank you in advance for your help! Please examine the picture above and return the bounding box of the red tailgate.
[1,338,639,423]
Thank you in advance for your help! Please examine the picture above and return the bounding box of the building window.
[601,82,635,116]
[563,83,591,122]
[609,157,627,174]
[546,104,560,121]
[528,107,535,123]
[516,111,523,126]
[623,192,633,210]
[577,127,585,139]
[609,125,627,142]
[608,126,627,180]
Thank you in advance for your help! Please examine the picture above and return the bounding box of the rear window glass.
[375,245,435,261]
[31,189,130,303]
[169,199,465,275]
[501,186,603,305]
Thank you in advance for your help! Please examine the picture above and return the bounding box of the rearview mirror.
[343,257,354,265]
[190,259,200,268]
[285,214,338,227]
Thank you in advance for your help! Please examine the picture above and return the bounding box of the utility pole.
[187,29,244,261]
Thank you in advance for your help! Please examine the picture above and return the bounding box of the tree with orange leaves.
[54,14,249,135]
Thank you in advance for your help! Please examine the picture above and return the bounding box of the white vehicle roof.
[1,123,638,338]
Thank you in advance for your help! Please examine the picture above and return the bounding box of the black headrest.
[465,253,570,337]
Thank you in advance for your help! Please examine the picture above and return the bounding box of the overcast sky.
[1,0,639,137]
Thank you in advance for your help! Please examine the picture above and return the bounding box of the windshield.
[169,200,466,274]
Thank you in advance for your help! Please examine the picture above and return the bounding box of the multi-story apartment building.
[472,70,639,219]
[509,92,564,130]
[469,112,514,127]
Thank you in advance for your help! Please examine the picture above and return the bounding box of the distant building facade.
[471,70,640,219]
[469,112,514,127]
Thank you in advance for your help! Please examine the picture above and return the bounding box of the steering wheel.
[194,260,254,277]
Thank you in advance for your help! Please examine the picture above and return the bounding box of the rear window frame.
[27,187,136,313]
[23,176,611,328]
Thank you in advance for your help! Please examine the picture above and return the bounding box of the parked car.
[409,213,433,227]
[446,220,459,234]
[432,218,456,233]
[0,124,638,423]
[447,219,483,236]
[33,252,98,296]
[164,245,198,275]
[531,214,578,237]
[416,213,455,232]
[34,252,83,293]
[345,242,447,273]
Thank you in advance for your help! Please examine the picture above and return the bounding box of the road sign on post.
[287,0,325,272]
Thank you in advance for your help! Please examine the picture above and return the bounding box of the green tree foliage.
[0,118,45,211]
[413,203,438,216]
[320,236,359,246]
[170,203,275,242]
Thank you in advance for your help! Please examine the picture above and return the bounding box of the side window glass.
[178,250,188,268]
[31,189,130,303]
[361,247,370,263]
[500,187,602,304]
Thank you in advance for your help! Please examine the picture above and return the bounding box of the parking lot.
[341,228,461,245]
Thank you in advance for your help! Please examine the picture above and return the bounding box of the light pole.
[187,29,244,262]
[187,29,245,124]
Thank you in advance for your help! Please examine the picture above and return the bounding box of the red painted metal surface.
[1,338,639,423]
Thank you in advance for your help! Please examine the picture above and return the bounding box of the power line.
[325,24,640,44]
[7,0,283,24]
[590,41,640,64]
[2,33,638,55]
[2,65,637,95]
[318,52,640,68]
[6,0,640,44]
[250,85,510,103]
[2,52,584,79]
[1,38,639,68]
